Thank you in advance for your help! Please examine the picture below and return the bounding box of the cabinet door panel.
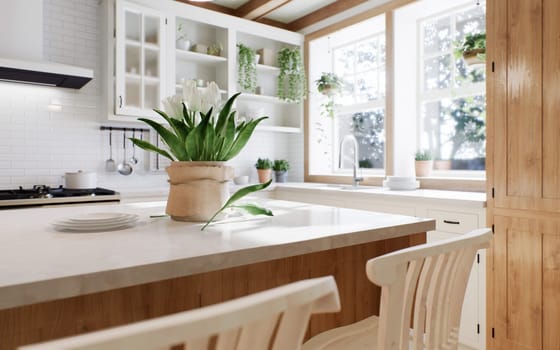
[543,233,560,349]
[494,0,544,209]
[493,216,542,350]
[542,0,560,200]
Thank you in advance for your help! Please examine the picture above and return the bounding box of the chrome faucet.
[339,134,363,187]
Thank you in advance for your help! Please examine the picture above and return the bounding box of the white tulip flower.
[162,94,184,120]
[203,82,222,114]
[182,80,202,113]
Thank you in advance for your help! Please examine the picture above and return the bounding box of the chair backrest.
[19,276,340,350]
[367,228,492,350]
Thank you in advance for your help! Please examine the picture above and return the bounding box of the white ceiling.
[265,0,337,23]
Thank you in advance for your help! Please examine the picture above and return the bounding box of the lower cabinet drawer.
[427,209,478,234]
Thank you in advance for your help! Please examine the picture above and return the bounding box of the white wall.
[0,0,303,191]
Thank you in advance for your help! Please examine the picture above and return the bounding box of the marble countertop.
[273,183,487,208]
[0,198,434,310]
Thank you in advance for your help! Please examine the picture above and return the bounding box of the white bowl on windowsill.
[383,176,419,190]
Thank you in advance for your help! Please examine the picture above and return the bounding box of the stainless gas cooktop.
[0,185,120,208]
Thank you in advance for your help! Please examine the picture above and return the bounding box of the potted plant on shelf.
[237,43,257,93]
[454,32,486,66]
[130,80,272,229]
[207,42,223,56]
[315,72,343,118]
[272,159,290,183]
[277,47,306,103]
[176,23,190,51]
[415,150,433,177]
[255,158,273,183]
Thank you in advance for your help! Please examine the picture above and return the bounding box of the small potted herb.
[454,33,486,66]
[176,23,190,51]
[272,159,290,183]
[255,158,273,183]
[415,150,433,177]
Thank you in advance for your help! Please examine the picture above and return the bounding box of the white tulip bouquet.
[130,80,273,229]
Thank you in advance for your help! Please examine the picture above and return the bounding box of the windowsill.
[305,174,486,192]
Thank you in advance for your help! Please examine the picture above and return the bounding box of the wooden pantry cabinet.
[486,0,560,349]
[102,0,304,133]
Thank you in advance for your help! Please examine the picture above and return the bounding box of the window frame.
[303,0,485,192]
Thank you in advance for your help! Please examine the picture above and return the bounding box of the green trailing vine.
[237,43,257,93]
[277,47,306,103]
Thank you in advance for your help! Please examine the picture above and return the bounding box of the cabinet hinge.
[491,187,495,198]
[165,18,168,25]
[492,61,495,72]
[477,253,480,264]
[477,323,480,334]
[492,327,495,338]
[113,27,116,38]
[492,224,495,233]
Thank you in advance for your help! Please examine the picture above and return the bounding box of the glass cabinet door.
[115,0,166,117]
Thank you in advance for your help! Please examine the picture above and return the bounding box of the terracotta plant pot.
[463,48,485,66]
[257,169,272,183]
[415,160,433,177]
[165,161,234,222]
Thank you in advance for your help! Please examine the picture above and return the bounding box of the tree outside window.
[419,5,486,170]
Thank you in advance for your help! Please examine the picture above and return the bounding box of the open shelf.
[257,64,280,73]
[176,49,227,64]
[256,125,301,133]
[238,93,293,104]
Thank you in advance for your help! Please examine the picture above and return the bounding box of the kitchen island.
[0,199,434,349]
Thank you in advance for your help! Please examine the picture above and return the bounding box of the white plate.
[65,212,135,224]
[52,222,137,232]
[52,214,139,232]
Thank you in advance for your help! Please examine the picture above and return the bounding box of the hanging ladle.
[118,131,133,176]
[129,129,139,165]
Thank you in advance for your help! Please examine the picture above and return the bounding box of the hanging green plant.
[237,43,257,93]
[277,47,306,103]
[315,72,343,118]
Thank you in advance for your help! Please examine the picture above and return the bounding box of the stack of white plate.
[52,212,139,232]
[382,176,419,191]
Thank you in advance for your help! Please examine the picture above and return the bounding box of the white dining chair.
[303,228,492,350]
[19,276,340,350]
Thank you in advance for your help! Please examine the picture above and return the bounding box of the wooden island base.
[0,233,425,350]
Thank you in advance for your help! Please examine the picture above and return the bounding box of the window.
[308,16,386,176]
[419,5,486,170]
[306,0,486,185]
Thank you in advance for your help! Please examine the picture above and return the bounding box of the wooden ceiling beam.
[235,0,292,20]
[176,0,236,16]
[256,17,291,30]
[287,0,369,32]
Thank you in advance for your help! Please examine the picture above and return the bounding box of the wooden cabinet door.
[490,0,560,213]
[491,216,560,350]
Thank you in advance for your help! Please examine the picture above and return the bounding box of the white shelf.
[256,125,301,133]
[144,43,160,51]
[176,49,227,64]
[125,39,141,47]
[257,64,280,73]
[174,84,227,94]
[125,73,159,84]
[238,93,292,104]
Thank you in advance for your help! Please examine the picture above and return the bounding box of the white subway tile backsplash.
[0,0,304,191]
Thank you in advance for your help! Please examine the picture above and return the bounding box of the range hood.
[0,1,93,89]
[0,58,93,89]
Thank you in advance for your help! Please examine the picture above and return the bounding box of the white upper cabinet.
[105,0,304,131]
[115,0,166,117]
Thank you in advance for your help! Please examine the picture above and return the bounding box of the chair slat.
[215,328,240,350]
[272,304,313,350]
[399,259,423,350]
